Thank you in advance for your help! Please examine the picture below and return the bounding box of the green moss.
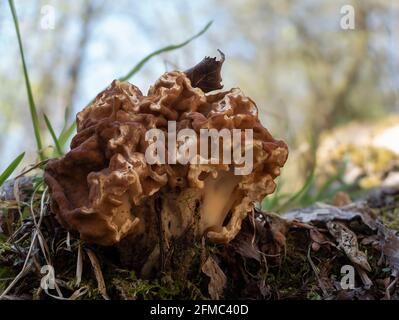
[0,265,15,293]
[0,240,11,256]
[380,207,399,231]
[110,270,206,300]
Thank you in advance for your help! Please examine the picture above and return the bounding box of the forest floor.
[1,175,399,300]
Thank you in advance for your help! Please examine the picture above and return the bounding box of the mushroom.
[44,54,288,249]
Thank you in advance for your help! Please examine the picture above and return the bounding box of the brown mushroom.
[44,55,288,250]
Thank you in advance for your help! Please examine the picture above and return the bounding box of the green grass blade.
[119,21,213,81]
[0,152,25,187]
[277,168,316,212]
[43,114,63,156]
[313,160,348,201]
[57,21,213,149]
[59,106,71,138]
[8,0,44,160]
[57,107,74,150]
[58,120,76,149]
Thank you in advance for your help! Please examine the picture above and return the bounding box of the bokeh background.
[1,0,399,199]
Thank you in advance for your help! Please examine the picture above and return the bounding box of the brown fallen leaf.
[376,222,399,277]
[260,211,291,248]
[326,221,372,272]
[360,234,379,246]
[309,228,334,252]
[184,50,225,92]
[230,230,261,262]
[310,228,327,244]
[355,265,373,289]
[201,255,226,300]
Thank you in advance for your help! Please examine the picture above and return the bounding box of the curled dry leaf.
[260,211,290,248]
[309,228,327,245]
[201,255,226,300]
[184,50,225,92]
[309,228,331,252]
[326,221,372,272]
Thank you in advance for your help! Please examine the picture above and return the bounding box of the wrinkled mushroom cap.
[44,58,288,246]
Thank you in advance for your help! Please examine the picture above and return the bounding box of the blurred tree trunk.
[62,1,96,119]
[34,2,97,134]
[297,3,369,174]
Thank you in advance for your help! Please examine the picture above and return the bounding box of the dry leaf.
[201,255,226,300]
[262,211,290,248]
[184,50,225,92]
[377,223,399,276]
[309,228,327,244]
[309,228,329,252]
[327,221,372,272]
[231,233,261,262]
[283,202,377,230]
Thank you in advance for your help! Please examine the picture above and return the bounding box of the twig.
[385,277,398,300]
[76,242,83,287]
[43,285,89,300]
[85,248,109,300]
[14,159,49,180]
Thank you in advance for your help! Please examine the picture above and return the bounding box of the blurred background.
[1,0,399,204]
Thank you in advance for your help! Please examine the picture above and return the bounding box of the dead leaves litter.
[201,255,226,300]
